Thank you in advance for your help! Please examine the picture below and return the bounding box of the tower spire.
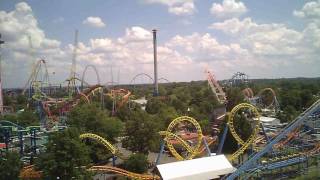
[0,34,5,115]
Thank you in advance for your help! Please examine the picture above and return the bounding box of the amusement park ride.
[1,63,319,179]
[0,63,319,179]
[1,31,320,179]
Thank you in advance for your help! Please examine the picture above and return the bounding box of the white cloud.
[208,15,320,78]
[144,0,196,15]
[293,0,320,20]
[210,0,247,18]
[209,18,303,56]
[166,33,248,61]
[2,2,320,88]
[0,2,69,88]
[82,16,106,28]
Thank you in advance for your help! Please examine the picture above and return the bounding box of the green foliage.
[226,87,245,111]
[146,98,166,114]
[17,110,39,126]
[294,168,320,180]
[0,109,38,127]
[35,128,92,179]
[123,153,149,174]
[0,151,22,180]
[67,103,123,141]
[67,103,123,163]
[3,95,12,106]
[16,94,27,105]
[122,110,160,154]
[198,119,211,135]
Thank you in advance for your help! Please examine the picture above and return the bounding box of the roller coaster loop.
[257,88,277,109]
[79,133,118,155]
[159,116,203,161]
[227,103,260,161]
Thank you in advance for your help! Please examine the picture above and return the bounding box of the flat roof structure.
[157,155,235,180]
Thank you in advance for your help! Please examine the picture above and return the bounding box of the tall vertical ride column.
[153,29,159,96]
[0,34,5,115]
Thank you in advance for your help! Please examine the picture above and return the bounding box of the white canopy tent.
[157,155,235,180]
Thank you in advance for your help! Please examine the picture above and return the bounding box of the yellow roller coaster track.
[88,165,160,180]
[228,103,260,161]
[79,133,118,155]
[159,116,203,161]
[20,165,160,180]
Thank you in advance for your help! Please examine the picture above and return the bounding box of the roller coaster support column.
[260,123,270,143]
[30,129,36,164]
[155,140,165,165]
[112,155,116,167]
[226,99,320,180]
[18,131,23,155]
[37,101,46,127]
[4,129,9,152]
[203,138,211,156]
[217,124,228,154]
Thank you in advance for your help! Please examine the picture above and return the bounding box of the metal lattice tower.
[69,30,78,97]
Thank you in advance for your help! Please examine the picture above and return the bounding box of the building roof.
[259,116,279,123]
[131,97,147,105]
[157,155,235,180]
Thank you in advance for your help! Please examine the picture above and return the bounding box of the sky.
[0,0,319,88]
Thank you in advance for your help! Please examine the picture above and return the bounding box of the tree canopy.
[35,128,92,179]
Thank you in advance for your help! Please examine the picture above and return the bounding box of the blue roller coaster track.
[226,99,320,180]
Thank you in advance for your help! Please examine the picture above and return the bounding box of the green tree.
[226,87,245,111]
[123,153,149,173]
[67,103,123,163]
[145,98,165,114]
[122,110,160,154]
[17,110,39,126]
[35,128,92,179]
[67,103,123,140]
[0,151,22,180]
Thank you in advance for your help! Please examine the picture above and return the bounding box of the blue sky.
[0,0,319,88]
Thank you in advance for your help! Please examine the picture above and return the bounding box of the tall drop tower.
[0,34,5,115]
[153,29,159,96]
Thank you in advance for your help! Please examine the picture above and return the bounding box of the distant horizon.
[3,76,320,90]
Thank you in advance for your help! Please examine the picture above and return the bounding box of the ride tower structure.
[0,34,4,115]
[68,30,78,98]
[152,29,159,96]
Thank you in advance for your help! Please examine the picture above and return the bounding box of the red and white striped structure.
[205,69,226,104]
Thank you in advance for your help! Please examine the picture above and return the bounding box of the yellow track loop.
[80,133,117,155]
[89,166,160,180]
[228,103,260,161]
[160,116,203,161]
